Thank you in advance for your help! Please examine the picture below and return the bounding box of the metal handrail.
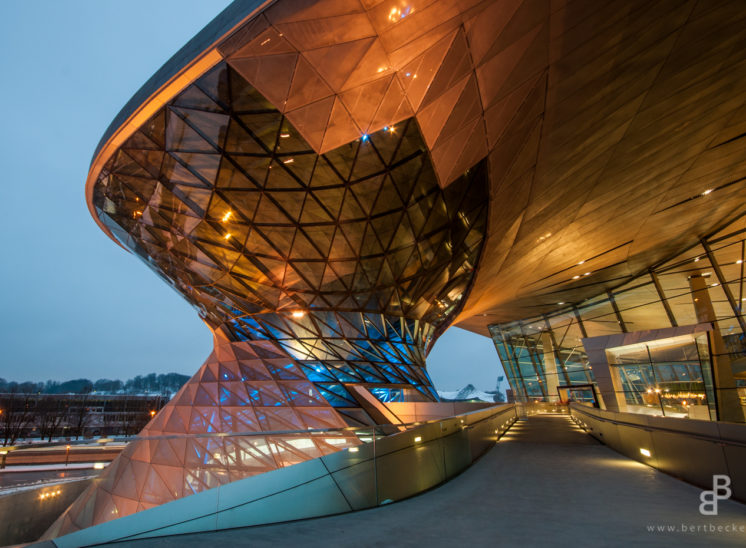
[570,403,746,449]
[8,404,516,448]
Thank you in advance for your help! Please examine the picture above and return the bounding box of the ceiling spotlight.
[702,189,713,196]
[572,275,580,280]
[291,310,306,318]
[577,260,585,265]
[584,272,591,276]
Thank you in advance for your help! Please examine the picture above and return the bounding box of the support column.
[540,333,560,402]
[581,336,627,412]
[689,273,745,422]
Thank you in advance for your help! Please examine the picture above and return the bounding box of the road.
[2,445,123,466]
[0,468,98,489]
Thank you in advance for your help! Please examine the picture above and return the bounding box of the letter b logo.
[699,475,731,515]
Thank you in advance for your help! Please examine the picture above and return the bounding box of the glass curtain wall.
[489,215,746,421]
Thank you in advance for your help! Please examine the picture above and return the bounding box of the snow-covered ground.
[0,462,109,473]
[437,384,502,402]
[5,437,131,448]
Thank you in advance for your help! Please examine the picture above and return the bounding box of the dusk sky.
[0,1,505,392]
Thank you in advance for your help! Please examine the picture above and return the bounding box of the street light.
[0,446,14,470]
[65,445,71,467]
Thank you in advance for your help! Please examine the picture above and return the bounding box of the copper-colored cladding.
[211,0,746,331]
[88,0,746,334]
[453,0,746,329]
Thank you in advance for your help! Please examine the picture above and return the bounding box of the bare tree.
[1,390,35,446]
[120,396,135,436]
[101,400,114,436]
[37,397,70,442]
[71,393,92,440]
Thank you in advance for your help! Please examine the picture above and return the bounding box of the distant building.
[0,393,165,443]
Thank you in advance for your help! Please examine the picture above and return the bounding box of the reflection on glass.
[606,335,714,420]
[92,61,490,418]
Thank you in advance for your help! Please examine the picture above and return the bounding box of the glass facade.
[605,334,716,419]
[490,215,746,422]
[92,62,488,421]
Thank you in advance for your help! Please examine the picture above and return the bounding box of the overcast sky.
[0,1,505,392]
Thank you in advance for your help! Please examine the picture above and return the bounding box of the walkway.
[101,415,746,547]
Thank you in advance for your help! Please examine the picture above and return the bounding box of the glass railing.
[41,404,518,545]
